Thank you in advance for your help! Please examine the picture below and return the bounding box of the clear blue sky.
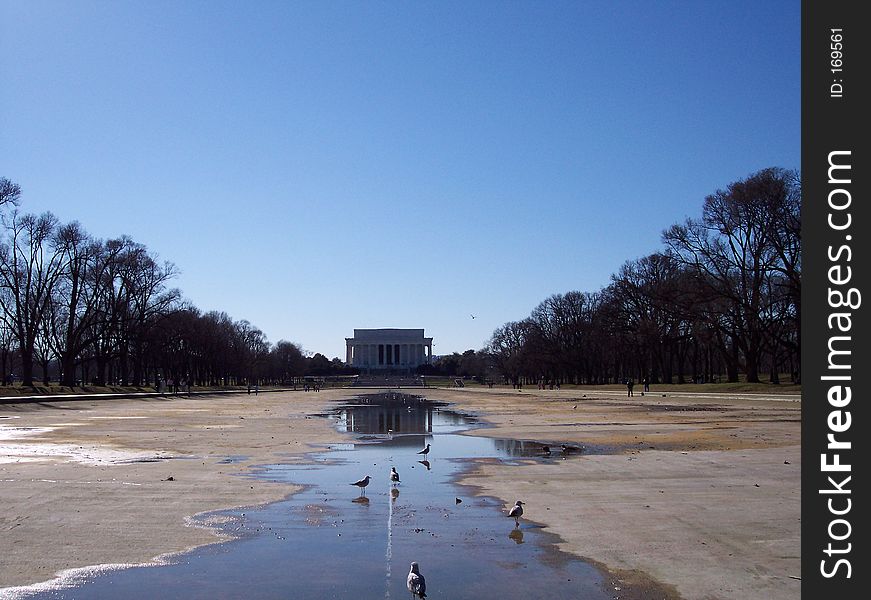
[1,0,800,359]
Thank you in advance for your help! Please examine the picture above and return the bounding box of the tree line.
[3,167,799,389]
[438,168,800,386]
[0,177,349,388]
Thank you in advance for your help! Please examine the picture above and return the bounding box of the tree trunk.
[744,346,760,383]
[726,342,739,383]
[95,355,108,386]
[118,343,129,385]
[61,352,77,387]
[20,345,35,386]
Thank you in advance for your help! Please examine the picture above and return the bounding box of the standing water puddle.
[18,393,617,599]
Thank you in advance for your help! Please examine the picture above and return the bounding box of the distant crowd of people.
[537,380,561,390]
[156,375,192,396]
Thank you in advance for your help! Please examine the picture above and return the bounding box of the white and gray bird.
[417,443,430,458]
[407,561,427,598]
[350,475,371,495]
[391,466,400,485]
[508,500,525,527]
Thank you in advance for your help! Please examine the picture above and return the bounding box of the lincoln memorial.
[345,328,433,373]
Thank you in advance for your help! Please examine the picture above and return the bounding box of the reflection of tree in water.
[492,438,551,457]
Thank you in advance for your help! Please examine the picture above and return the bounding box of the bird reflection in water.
[508,529,525,544]
[351,496,370,505]
[391,487,400,502]
[418,460,431,471]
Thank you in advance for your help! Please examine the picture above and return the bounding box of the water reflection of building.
[337,394,435,435]
[339,403,434,434]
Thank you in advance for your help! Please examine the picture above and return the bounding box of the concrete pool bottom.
[11,393,677,599]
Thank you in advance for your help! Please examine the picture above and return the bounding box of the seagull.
[407,561,427,598]
[350,475,371,496]
[470,314,476,319]
[508,500,525,527]
[391,467,400,485]
[417,443,430,458]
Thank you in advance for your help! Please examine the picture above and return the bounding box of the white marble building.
[345,329,433,372]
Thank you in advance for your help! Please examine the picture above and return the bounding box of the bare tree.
[0,212,65,385]
[765,169,801,380]
[271,340,306,384]
[233,319,270,384]
[108,239,180,385]
[0,178,22,208]
[486,320,533,386]
[0,319,17,384]
[662,168,797,383]
[45,223,120,386]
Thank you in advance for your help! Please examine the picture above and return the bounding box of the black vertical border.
[802,1,868,596]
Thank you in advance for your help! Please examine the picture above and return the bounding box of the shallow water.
[21,393,614,599]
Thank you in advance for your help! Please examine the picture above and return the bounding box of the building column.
[346,341,352,364]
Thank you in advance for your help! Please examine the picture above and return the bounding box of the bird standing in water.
[417,443,430,458]
[508,500,525,527]
[407,561,426,598]
[350,475,371,496]
[391,466,400,485]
